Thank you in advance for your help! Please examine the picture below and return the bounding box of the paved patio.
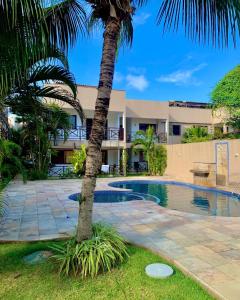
[1,177,240,300]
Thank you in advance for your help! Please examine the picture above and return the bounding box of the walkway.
[1,177,240,300]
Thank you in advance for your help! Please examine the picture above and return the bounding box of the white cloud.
[126,74,149,91]
[127,66,146,75]
[114,72,124,83]
[157,63,207,86]
[133,13,151,26]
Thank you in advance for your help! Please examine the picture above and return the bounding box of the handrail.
[52,126,124,141]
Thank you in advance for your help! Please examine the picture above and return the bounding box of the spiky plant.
[51,223,129,277]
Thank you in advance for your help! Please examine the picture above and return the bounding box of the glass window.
[69,115,77,129]
[139,123,156,132]
[169,124,181,136]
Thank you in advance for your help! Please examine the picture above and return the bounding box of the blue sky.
[68,0,240,103]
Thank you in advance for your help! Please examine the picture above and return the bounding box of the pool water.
[69,190,155,203]
[109,180,240,217]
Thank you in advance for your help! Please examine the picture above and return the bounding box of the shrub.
[51,223,129,277]
[27,169,48,180]
[149,145,167,176]
[71,145,87,176]
[182,127,212,143]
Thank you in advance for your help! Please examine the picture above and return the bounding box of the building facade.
[48,84,225,174]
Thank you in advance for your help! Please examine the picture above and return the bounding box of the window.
[139,123,156,132]
[169,124,181,136]
[69,115,77,129]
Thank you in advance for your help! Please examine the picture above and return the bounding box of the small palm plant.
[51,223,129,277]
[132,126,156,173]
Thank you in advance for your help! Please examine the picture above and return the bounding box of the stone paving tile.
[1,176,240,300]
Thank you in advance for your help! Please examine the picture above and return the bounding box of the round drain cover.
[145,263,174,279]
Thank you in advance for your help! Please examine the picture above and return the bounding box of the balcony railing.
[126,131,167,143]
[53,126,124,142]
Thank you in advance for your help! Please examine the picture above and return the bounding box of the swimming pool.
[69,190,156,203]
[108,180,240,217]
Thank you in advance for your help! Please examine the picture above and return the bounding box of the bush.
[71,145,87,176]
[27,169,48,180]
[182,127,212,143]
[149,145,167,176]
[51,223,129,278]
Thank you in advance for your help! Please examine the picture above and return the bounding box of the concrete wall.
[165,139,240,184]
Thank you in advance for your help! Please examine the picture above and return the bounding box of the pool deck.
[1,177,240,300]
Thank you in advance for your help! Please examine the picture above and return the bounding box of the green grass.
[0,241,214,300]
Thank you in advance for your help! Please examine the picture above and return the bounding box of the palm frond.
[37,86,85,121]
[29,65,77,97]
[44,0,87,50]
[158,0,240,46]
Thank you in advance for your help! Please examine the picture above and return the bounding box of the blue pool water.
[69,190,154,203]
[108,180,240,217]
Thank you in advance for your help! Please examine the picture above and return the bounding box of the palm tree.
[2,1,240,243]
[132,126,156,173]
[12,103,72,177]
[0,0,86,97]
[76,0,240,242]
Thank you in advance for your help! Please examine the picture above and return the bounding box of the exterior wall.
[169,107,213,124]
[46,84,126,112]
[165,139,240,184]
[126,99,169,119]
[107,150,119,165]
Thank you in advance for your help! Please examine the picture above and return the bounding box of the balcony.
[53,126,124,142]
[126,131,167,144]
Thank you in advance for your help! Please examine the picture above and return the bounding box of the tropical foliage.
[71,145,87,176]
[132,126,167,175]
[0,138,25,182]
[182,127,212,143]
[132,126,156,173]
[11,103,71,180]
[211,65,240,132]
[0,0,86,97]
[148,145,167,176]
[51,223,128,277]
[211,65,240,110]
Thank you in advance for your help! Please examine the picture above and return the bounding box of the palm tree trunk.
[76,17,121,242]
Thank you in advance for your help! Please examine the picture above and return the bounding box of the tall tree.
[211,65,240,132]
[76,0,240,242]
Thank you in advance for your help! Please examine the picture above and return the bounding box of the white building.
[49,84,226,174]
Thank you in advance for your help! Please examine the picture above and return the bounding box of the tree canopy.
[211,65,240,110]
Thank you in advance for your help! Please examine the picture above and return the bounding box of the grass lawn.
[0,241,213,300]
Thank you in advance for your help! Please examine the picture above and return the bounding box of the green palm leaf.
[158,0,240,46]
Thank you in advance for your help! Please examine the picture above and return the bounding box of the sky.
[68,0,240,103]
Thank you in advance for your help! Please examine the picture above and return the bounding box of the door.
[86,118,93,140]
[216,142,229,186]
